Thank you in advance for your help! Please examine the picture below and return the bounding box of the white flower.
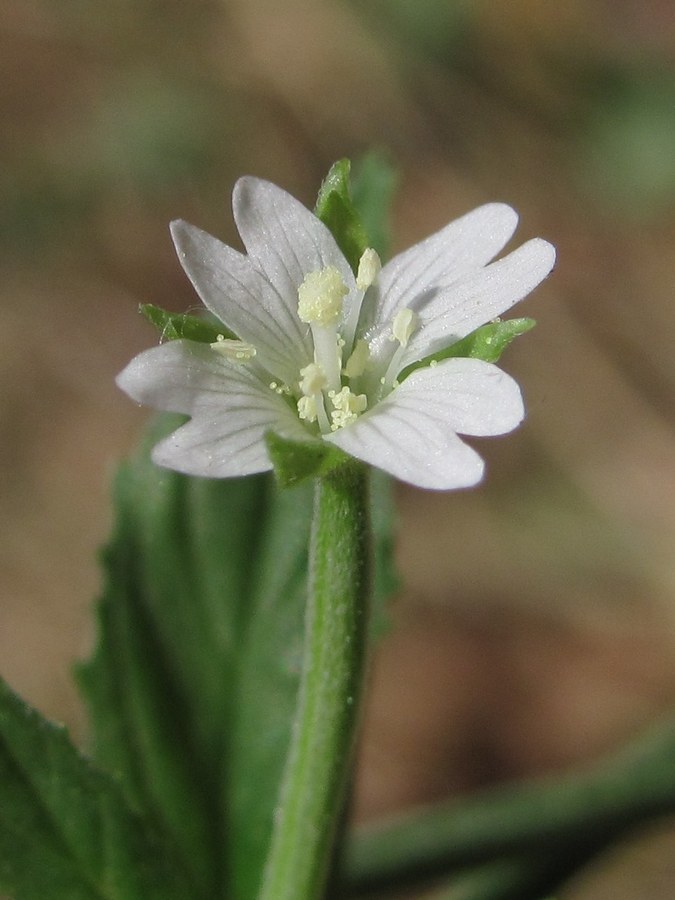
[117,177,555,490]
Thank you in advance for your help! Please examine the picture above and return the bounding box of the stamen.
[299,362,326,396]
[356,248,381,291]
[343,247,381,354]
[311,326,342,393]
[297,362,332,434]
[297,395,318,423]
[315,395,332,434]
[210,335,257,361]
[343,339,370,378]
[391,308,416,347]
[297,394,331,434]
[381,307,418,392]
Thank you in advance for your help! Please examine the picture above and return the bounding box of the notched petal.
[374,202,520,326]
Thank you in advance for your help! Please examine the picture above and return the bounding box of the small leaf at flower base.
[443,318,536,363]
[265,430,349,488]
[315,159,370,274]
[0,676,198,900]
[140,302,234,343]
[315,158,352,212]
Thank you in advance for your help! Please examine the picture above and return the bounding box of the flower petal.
[400,238,556,368]
[373,203,519,327]
[116,341,309,477]
[170,220,311,386]
[232,177,359,329]
[326,358,523,489]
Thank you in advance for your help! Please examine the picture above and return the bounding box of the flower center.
[296,266,368,435]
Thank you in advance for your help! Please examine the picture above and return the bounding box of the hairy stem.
[257,461,371,900]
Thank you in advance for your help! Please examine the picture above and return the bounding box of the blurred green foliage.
[579,66,675,216]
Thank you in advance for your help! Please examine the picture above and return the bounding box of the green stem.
[258,461,371,900]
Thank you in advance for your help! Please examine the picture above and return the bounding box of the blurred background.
[2,0,675,891]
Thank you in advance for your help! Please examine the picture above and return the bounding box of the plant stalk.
[257,461,371,900]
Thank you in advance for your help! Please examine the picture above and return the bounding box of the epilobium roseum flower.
[117,177,555,489]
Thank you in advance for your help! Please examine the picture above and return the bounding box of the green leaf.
[78,415,270,896]
[344,715,675,895]
[0,675,198,900]
[224,478,313,900]
[265,431,349,488]
[315,159,369,273]
[140,303,234,343]
[435,856,555,900]
[80,413,399,900]
[351,151,398,261]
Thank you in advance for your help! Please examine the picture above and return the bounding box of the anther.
[356,248,381,292]
[344,339,370,378]
[210,335,257,361]
[392,308,416,347]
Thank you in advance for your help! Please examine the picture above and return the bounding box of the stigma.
[297,267,348,325]
[329,387,367,431]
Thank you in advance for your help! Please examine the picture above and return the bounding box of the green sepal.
[140,303,234,343]
[401,318,535,382]
[0,675,199,900]
[351,152,397,261]
[265,430,350,488]
[444,318,536,363]
[315,159,370,274]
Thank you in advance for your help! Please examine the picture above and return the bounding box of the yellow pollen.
[356,248,381,291]
[297,266,347,325]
